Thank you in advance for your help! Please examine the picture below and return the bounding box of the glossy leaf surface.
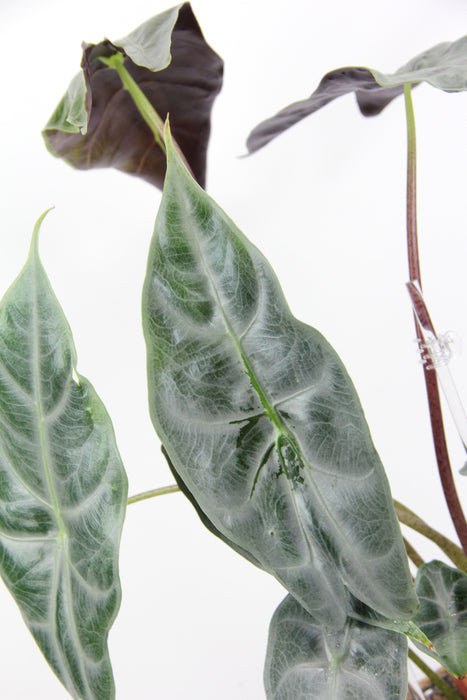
[247,35,467,153]
[264,594,408,700]
[0,213,127,699]
[413,560,467,677]
[43,3,223,189]
[143,129,417,629]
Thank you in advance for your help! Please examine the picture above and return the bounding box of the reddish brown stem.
[406,282,436,336]
[421,360,467,554]
[404,83,467,555]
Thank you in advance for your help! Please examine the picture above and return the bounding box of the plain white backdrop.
[1,0,467,697]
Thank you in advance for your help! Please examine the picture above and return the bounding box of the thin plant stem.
[100,53,165,151]
[394,499,467,573]
[406,281,467,469]
[403,82,467,556]
[127,484,180,505]
[99,52,196,180]
[403,536,425,569]
[404,82,420,283]
[408,648,464,700]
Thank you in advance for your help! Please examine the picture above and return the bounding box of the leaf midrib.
[31,257,66,537]
[178,200,287,442]
[175,184,319,568]
[174,176,402,609]
[30,254,93,699]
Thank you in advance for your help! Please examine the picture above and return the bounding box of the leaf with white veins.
[0,212,127,699]
[413,560,467,677]
[264,594,408,700]
[143,127,417,629]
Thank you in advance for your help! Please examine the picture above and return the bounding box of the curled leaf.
[247,35,467,154]
[0,212,128,699]
[43,3,223,189]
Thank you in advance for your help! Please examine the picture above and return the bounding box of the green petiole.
[99,50,196,179]
[127,484,180,506]
[99,51,166,152]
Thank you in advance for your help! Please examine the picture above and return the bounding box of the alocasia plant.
[1,4,467,699]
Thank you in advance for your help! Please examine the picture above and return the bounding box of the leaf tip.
[163,115,176,167]
[163,116,193,181]
[164,115,181,163]
[30,207,55,258]
[163,114,172,144]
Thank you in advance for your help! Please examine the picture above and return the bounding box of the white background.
[1,0,467,697]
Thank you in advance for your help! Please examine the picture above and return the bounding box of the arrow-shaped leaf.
[412,560,467,677]
[143,127,417,630]
[247,35,467,154]
[0,212,128,699]
[43,3,223,189]
[264,593,408,700]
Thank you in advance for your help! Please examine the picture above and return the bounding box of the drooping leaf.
[246,68,406,153]
[264,593,408,700]
[0,212,128,699]
[412,560,467,677]
[246,35,467,154]
[43,3,223,189]
[143,126,417,630]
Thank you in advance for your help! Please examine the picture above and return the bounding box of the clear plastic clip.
[416,331,460,370]
[407,280,467,474]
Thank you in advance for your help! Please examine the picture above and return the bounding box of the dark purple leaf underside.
[246,67,406,154]
[44,4,223,189]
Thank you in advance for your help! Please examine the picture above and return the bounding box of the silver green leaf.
[0,212,128,699]
[113,4,183,72]
[412,560,467,677]
[264,594,408,700]
[372,35,467,91]
[44,4,182,137]
[143,127,417,630]
[46,71,88,136]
